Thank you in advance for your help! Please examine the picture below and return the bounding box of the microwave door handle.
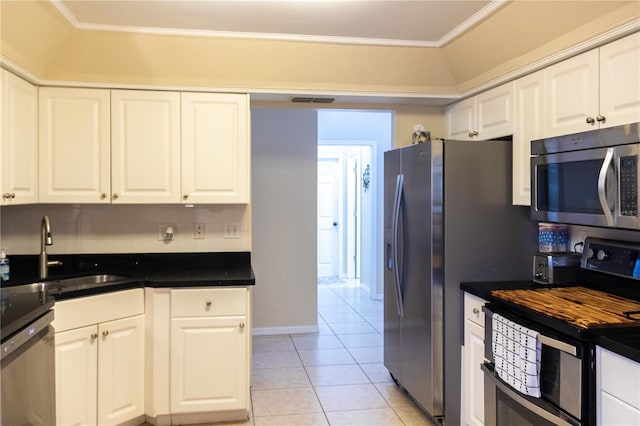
[598,148,615,226]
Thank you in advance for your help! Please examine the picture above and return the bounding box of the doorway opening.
[316,110,392,300]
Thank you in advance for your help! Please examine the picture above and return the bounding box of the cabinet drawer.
[464,292,486,328]
[171,288,247,317]
[598,346,640,409]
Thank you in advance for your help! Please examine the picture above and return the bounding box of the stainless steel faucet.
[40,216,62,279]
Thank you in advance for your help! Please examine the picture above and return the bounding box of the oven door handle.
[482,363,578,426]
[598,147,615,226]
[539,334,577,356]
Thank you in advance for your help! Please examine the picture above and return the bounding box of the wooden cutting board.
[491,287,640,329]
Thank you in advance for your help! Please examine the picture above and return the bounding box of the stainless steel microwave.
[531,122,640,229]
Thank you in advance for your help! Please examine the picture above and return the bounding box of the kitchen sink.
[45,274,136,295]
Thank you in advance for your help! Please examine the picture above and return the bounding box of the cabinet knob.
[472,308,480,315]
[596,114,606,123]
[586,116,596,124]
[100,193,107,200]
[183,194,189,200]
[239,323,245,329]
[112,193,119,200]
[102,330,109,337]
[90,333,98,340]
[2,193,15,199]
[206,300,212,308]
[468,131,479,137]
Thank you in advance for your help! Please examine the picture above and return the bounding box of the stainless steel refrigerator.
[383,139,536,425]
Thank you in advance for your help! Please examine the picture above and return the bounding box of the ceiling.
[53,0,503,47]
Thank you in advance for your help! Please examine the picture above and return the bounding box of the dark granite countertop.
[1,252,254,300]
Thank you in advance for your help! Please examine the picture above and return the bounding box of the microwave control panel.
[620,156,638,217]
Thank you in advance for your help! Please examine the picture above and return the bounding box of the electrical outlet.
[157,225,167,241]
[224,223,240,239]
[194,223,205,239]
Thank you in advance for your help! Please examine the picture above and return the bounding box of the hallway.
[248,279,435,425]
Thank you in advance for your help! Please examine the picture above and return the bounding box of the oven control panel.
[582,237,640,279]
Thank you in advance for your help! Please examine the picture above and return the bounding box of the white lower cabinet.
[596,345,640,426]
[462,292,486,426]
[170,288,249,415]
[54,289,145,426]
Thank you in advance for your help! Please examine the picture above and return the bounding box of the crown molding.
[49,0,504,48]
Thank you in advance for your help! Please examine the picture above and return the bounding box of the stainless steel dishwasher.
[1,282,56,425]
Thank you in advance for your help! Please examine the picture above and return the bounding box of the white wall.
[251,108,319,334]
[0,204,249,254]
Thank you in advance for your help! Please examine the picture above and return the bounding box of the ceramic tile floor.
[241,279,436,426]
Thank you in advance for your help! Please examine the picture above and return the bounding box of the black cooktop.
[1,283,54,342]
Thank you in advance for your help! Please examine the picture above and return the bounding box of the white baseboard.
[252,325,320,336]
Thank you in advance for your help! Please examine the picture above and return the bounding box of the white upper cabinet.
[513,70,545,206]
[1,70,38,205]
[111,90,181,203]
[599,32,640,128]
[446,82,515,141]
[545,49,599,137]
[181,93,250,204]
[39,87,111,203]
[546,32,640,137]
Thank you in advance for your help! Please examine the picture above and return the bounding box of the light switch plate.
[224,223,240,239]
[194,223,205,239]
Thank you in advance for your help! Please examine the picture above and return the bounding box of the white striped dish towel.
[492,313,542,398]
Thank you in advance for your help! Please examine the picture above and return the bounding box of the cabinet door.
[446,97,476,140]
[181,92,249,204]
[463,319,485,426]
[39,87,110,203]
[599,32,640,128]
[97,314,145,426]
[1,70,38,205]
[513,70,545,206]
[111,90,180,203]
[171,316,248,413]
[475,82,515,140]
[545,49,599,137]
[55,325,98,426]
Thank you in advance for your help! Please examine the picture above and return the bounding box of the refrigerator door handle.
[392,174,405,318]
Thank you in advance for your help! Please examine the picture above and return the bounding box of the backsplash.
[0,204,249,255]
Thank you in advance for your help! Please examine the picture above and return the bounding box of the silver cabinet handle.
[100,193,107,200]
[205,300,212,307]
[102,330,109,337]
[596,114,606,123]
[183,194,189,200]
[90,333,98,340]
[586,116,596,124]
[2,193,15,199]
[112,193,119,200]
[468,130,478,137]
[473,308,480,314]
[239,323,245,329]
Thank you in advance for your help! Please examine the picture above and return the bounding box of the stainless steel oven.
[483,306,586,426]
[1,283,56,426]
[531,122,640,229]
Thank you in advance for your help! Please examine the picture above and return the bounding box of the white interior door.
[317,157,340,278]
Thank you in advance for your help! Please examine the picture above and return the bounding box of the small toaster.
[533,252,582,285]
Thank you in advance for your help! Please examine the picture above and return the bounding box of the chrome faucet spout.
[40,216,61,279]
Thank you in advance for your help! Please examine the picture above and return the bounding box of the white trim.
[456,19,640,101]
[2,21,638,106]
[439,0,509,46]
[49,0,506,48]
[252,325,320,336]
